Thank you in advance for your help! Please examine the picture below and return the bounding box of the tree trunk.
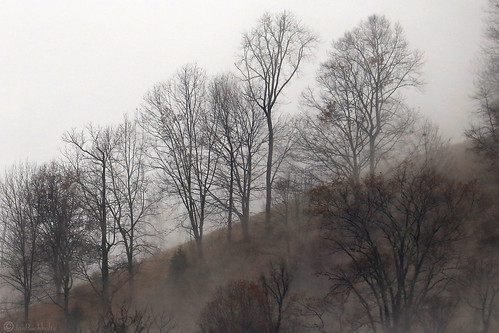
[241,208,250,241]
[128,260,135,302]
[242,152,253,242]
[53,262,63,306]
[100,159,110,309]
[265,119,274,230]
[369,136,376,175]
[24,293,30,324]
[352,158,361,184]
[195,236,203,259]
[227,165,234,242]
[63,288,70,318]
[101,244,109,308]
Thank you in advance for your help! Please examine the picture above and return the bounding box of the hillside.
[0,145,498,333]
[0,203,322,332]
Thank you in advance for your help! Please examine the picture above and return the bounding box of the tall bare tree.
[0,163,42,323]
[208,73,267,241]
[302,15,423,183]
[107,115,161,298]
[236,11,317,228]
[63,125,119,309]
[142,64,218,258]
[207,74,240,241]
[35,161,93,320]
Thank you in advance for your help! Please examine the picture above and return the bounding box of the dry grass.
[1,144,497,332]
[0,207,316,332]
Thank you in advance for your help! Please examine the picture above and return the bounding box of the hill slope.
[1,145,498,333]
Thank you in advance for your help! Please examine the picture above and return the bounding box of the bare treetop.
[327,15,423,110]
[237,11,318,113]
[301,14,424,183]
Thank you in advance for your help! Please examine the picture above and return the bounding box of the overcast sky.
[0,0,487,171]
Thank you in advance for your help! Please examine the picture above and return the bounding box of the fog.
[0,0,484,172]
[0,1,496,332]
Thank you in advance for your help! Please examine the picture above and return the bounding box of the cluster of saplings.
[1,4,498,333]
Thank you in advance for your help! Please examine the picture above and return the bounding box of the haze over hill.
[0,0,484,171]
[0,2,498,332]
[0,143,496,333]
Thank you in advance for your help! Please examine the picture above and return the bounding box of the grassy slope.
[1,206,323,332]
[1,144,498,332]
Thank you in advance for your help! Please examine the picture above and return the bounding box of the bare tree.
[198,280,271,333]
[142,64,218,258]
[259,259,294,333]
[35,161,93,320]
[273,175,295,227]
[463,258,499,333]
[272,171,312,253]
[417,295,459,333]
[94,302,175,333]
[466,0,499,167]
[295,109,368,185]
[208,73,267,241]
[0,163,42,323]
[207,74,241,241]
[107,115,161,298]
[302,14,423,183]
[63,124,120,309]
[310,162,475,333]
[198,260,295,333]
[402,119,448,167]
[236,11,317,228]
[465,83,499,165]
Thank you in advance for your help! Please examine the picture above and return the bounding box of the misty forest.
[0,4,498,333]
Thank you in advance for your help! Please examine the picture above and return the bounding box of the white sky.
[0,0,487,171]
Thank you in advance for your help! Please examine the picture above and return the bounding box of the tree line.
[0,5,497,332]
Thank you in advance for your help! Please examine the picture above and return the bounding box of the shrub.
[169,248,188,282]
[198,280,272,333]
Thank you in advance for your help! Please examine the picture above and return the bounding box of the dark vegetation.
[1,3,499,332]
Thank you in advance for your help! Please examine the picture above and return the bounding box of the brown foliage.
[93,302,175,333]
[310,162,476,332]
[198,280,271,333]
